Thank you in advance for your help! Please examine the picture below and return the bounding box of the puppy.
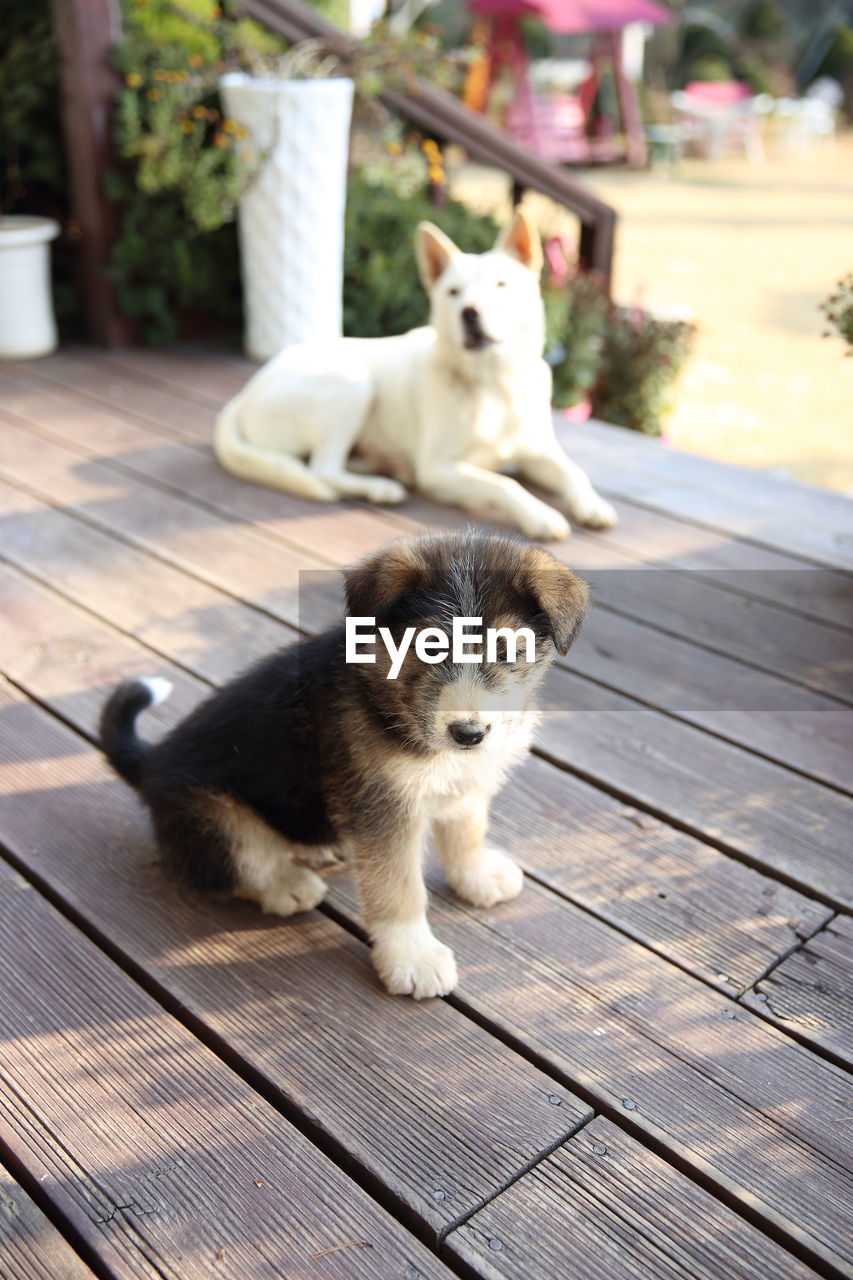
[100,532,588,998]
[214,210,616,542]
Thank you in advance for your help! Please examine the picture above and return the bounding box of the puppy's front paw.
[574,495,617,530]
[372,923,458,999]
[522,507,571,543]
[448,848,524,909]
[257,866,327,917]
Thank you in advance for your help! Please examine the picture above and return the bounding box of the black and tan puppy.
[100,532,588,998]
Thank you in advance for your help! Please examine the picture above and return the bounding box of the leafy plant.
[543,274,609,410]
[108,0,284,343]
[592,305,695,436]
[821,274,853,354]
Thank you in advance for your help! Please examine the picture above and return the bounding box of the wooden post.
[51,0,132,346]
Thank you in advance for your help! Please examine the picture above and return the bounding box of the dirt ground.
[451,131,853,495]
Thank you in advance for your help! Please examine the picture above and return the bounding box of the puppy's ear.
[495,209,543,275]
[344,540,426,618]
[416,221,460,290]
[525,550,589,655]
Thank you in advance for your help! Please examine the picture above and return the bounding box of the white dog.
[214,210,616,541]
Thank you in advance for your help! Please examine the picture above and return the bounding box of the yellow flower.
[125,72,143,88]
[174,70,189,82]
[192,105,208,118]
[213,131,229,148]
[153,69,168,81]
[428,164,445,183]
[386,140,402,156]
[223,118,238,133]
[188,54,204,68]
[146,88,161,101]
[235,124,249,139]
[181,120,195,134]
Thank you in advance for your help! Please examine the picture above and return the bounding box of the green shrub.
[592,305,695,436]
[109,0,284,344]
[543,274,609,410]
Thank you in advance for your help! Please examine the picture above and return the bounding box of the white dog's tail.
[214,395,336,502]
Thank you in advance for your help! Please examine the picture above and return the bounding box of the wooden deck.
[0,348,851,1280]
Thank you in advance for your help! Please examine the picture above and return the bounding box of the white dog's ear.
[416,221,460,290]
[495,209,543,275]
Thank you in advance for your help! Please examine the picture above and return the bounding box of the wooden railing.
[245,0,617,284]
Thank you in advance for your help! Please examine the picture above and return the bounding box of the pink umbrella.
[470,0,673,34]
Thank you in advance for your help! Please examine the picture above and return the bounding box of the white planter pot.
[0,216,60,359]
[220,74,354,361]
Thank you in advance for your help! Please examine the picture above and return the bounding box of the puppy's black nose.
[449,721,487,747]
[461,306,480,328]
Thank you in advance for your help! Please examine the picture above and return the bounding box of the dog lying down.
[214,210,616,543]
[100,532,589,999]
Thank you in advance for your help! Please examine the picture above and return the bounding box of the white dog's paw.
[371,923,458,999]
[361,477,407,505]
[448,848,524,909]
[574,494,617,530]
[257,866,327,917]
[522,506,571,543]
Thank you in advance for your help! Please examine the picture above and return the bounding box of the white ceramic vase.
[219,74,355,362]
[0,216,60,358]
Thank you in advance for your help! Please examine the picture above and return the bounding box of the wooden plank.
[444,1117,823,1280]
[0,481,294,686]
[568,606,853,792]
[1,393,850,794]
[3,352,213,444]
[742,915,853,1065]
[493,752,831,992]
[329,874,853,1276]
[581,566,853,705]
[0,559,832,995]
[0,861,456,1280]
[36,352,853,633]
[5,359,853,674]
[559,417,853,571]
[2,444,849,911]
[0,684,590,1241]
[536,664,853,909]
[0,415,341,634]
[0,1165,95,1280]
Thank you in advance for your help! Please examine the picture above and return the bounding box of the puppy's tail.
[100,677,172,789]
[214,394,337,502]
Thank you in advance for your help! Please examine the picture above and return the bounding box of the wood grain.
[415,878,853,1276]
[0,683,590,1242]
[742,914,853,1065]
[0,560,830,994]
[559,417,853,571]
[444,1117,822,1280]
[0,860,455,1280]
[0,1165,95,1280]
[2,377,849,796]
[536,663,853,908]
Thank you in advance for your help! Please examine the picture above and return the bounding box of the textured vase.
[220,74,354,361]
[0,216,59,358]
